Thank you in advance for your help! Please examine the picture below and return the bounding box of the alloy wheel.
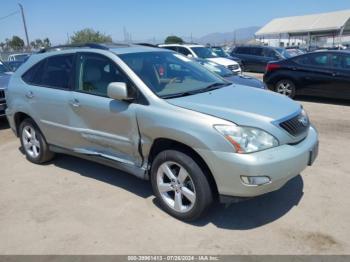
[156,161,196,213]
[22,125,40,158]
[276,81,293,96]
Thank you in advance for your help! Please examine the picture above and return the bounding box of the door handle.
[25,91,34,99]
[332,72,339,77]
[69,98,80,108]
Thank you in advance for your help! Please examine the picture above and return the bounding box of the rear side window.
[331,54,350,70]
[250,47,263,56]
[22,54,74,89]
[294,53,329,68]
[234,47,249,54]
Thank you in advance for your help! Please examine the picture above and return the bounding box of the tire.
[150,150,213,221]
[275,79,296,98]
[19,118,55,164]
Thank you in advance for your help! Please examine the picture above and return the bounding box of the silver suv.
[5,43,319,221]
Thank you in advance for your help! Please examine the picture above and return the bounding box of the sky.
[0,0,349,44]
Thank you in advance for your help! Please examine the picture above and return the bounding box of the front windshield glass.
[119,51,228,98]
[200,60,233,77]
[0,62,10,73]
[211,47,228,58]
[191,47,218,59]
[13,54,29,61]
[276,48,292,59]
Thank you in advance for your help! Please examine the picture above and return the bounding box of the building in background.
[255,10,350,49]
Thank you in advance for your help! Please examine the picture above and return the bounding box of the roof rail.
[37,43,114,53]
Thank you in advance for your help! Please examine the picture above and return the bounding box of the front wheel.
[275,79,296,98]
[151,150,213,221]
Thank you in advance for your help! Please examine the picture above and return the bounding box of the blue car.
[195,58,266,89]
[0,60,12,117]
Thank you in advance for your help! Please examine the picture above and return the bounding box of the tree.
[8,36,25,51]
[30,38,51,50]
[70,28,112,44]
[164,35,184,44]
[43,38,51,48]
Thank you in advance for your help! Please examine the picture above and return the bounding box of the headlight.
[214,125,279,153]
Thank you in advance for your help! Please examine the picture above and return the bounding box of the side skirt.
[49,145,149,180]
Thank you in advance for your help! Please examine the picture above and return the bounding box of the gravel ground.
[0,93,349,255]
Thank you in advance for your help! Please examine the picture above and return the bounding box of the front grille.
[228,64,239,71]
[279,113,309,137]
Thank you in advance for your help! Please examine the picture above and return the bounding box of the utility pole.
[18,3,30,50]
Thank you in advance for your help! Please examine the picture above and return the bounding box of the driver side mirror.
[107,82,133,101]
[187,54,193,58]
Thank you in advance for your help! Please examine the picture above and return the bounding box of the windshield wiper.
[197,82,230,92]
[161,82,229,99]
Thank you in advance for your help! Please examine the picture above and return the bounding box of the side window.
[342,55,350,70]
[75,53,130,97]
[331,54,350,70]
[250,47,263,56]
[177,47,191,56]
[234,47,247,54]
[264,48,278,58]
[22,54,74,89]
[41,55,74,89]
[295,53,329,68]
[22,60,46,84]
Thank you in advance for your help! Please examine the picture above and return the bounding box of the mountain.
[195,26,261,45]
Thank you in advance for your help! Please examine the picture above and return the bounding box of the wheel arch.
[147,138,219,199]
[14,112,37,137]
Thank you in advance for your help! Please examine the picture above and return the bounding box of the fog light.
[241,176,271,186]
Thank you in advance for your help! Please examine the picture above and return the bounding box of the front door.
[68,52,142,166]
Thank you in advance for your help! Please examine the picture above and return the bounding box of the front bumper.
[197,126,318,197]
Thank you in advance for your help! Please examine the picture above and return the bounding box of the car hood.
[167,84,300,126]
[224,74,265,89]
[207,57,237,66]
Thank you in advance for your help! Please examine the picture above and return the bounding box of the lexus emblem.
[298,115,309,127]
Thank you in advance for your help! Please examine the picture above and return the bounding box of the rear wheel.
[151,150,213,221]
[275,79,296,98]
[19,119,54,164]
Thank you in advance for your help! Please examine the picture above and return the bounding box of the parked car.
[264,50,350,99]
[231,46,291,73]
[6,43,318,221]
[0,60,12,117]
[3,60,25,71]
[210,46,243,68]
[159,44,241,74]
[7,53,31,62]
[195,58,266,89]
[285,49,306,57]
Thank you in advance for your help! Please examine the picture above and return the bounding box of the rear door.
[329,53,350,99]
[67,52,142,166]
[292,52,334,97]
[21,54,75,147]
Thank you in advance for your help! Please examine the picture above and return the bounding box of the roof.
[256,9,350,36]
[159,44,204,48]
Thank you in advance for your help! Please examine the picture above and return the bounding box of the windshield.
[276,48,292,59]
[119,51,228,98]
[199,60,233,77]
[12,54,29,61]
[211,47,228,58]
[191,47,218,59]
[0,62,10,73]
